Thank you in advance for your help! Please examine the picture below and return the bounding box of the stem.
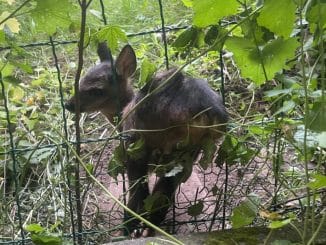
[0,72,25,243]
[73,0,93,242]
[299,0,311,242]
[0,0,31,26]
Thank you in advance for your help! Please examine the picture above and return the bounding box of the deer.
[65,42,228,237]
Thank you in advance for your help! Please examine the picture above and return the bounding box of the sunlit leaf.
[0,11,20,33]
[0,30,5,43]
[25,224,45,233]
[259,210,282,221]
[139,58,156,87]
[269,218,291,229]
[31,0,73,35]
[257,0,296,38]
[94,25,127,52]
[226,37,299,84]
[308,174,326,190]
[193,0,240,28]
[181,0,193,7]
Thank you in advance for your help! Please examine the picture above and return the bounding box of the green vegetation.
[1,0,325,244]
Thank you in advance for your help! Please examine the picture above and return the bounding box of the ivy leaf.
[231,194,260,228]
[193,0,240,28]
[0,11,20,33]
[187,201,204,217]
[257,0,296,38]
[94,25,127,52]
[225,37,298,85]
[31,0,73,35]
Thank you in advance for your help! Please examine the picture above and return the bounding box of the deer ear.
[97,42,112,62]
[115,45,137,78]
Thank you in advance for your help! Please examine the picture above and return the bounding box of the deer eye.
[89,88,105,96]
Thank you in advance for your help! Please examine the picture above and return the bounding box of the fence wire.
[1,1,322,245]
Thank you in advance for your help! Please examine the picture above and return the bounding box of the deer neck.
[100,82,135,124]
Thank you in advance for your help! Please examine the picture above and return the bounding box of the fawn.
[65,43,228,236]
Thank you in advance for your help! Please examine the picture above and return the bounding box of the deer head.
[65,43,137,123]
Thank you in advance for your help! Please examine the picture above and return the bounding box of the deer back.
[122,68,228,153]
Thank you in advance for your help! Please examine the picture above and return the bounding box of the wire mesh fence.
[1,1,324,245]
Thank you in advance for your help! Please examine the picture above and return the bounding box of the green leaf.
[24,148,54,164]
[273,100,296,116]
[198,137,216,170]
[181,0,193,7]
[269,218,291,229]
[108,143,125,179]
[172,27,198,48]
[307,174,326,190]
[0,30,5,43]
[187,201,204,217]
[257,0,296,38]
[25,224,45,233]
[31,233,62,245]
[264,88,292,98]
[306,101,326,132]
[307,3,326,32]
[231,194,260,228]
[94,25,127,52]
[139,58,156,87]
[193,0,240,28]
[0,11,20,33]
[31,0,74,35]
[225,37,299,84]
[127,138,146,160]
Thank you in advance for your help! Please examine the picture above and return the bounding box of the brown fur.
[65,43,228,236]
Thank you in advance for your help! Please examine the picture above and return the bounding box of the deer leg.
[124,158,149,236]
[148,174,182,227]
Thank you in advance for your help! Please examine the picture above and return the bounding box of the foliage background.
[0,0,325,244]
